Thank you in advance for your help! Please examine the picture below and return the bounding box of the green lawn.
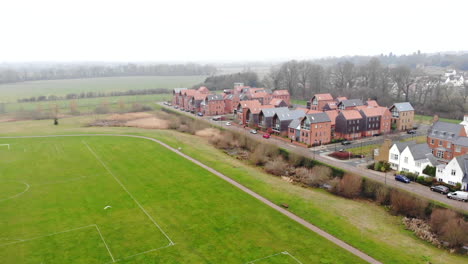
[347,144,380,156]
[291,99,307,106]
[0,136,363,263]
[0,76,205,103]
[0,114,467,264]
[415,114,460,124]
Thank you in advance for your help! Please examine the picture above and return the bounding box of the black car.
[341,140,351,145]
[407,130,417,134]
[430,185,449,194]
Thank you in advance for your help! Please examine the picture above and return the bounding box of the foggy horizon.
[1,0,467,63]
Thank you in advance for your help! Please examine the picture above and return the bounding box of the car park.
[430,185,449,194]
[250,129,257,134]
[447,191,468,202]
[263,133,271,139]
[395,174,411,183]
[341,140,351,145]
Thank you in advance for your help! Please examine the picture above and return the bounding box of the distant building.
[427,121,468,161]
[308,93,334,111]
[389,102,415,131]
[436,154,468,190]
[288,112,332,146]
[335,110,363,140]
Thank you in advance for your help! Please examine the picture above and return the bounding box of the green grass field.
[414,114,460,124]
[0,136,364,263]
[347,144,380,156]
[0,76,206,103]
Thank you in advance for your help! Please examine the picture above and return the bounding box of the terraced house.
[201,94,225,116]
[335,110,363,140]
[427,121,468,161]
[288,112,331,146]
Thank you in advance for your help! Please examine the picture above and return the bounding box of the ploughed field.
[0,136,364,263]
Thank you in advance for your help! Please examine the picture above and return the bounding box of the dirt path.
[0,134,382,264]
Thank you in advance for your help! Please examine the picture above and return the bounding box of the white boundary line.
[245,251,303,264]
[0,182,30,202]
[0,225,95,247]
[82,141,175,248]
[94,224,116,263]
[0,144,10,150]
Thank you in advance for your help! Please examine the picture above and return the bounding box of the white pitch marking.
[245,251,303,264]
[104,205,112,210]
[82,141,175,246]
[0,225,95,247]
[94,224,116,263]
[0,182,30,202]
[0,144,10,150]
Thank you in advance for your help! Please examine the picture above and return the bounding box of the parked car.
[372,133,381,137]
[163,102,168,105]
[174,106,179,109]
[250,129,257,134]
[430,185,449,194]
[341,140,351,145]
[395,174,411,183]
[225,122,231,126]
[447,191,468,202]
[263,133,271,139]
[407,130,416,134]
[197,112,203,116]
[167,103,172,106]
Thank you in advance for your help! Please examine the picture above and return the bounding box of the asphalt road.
[165,104,468,213]
[0,134,382,264]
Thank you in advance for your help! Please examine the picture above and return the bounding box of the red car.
[263,133,271,139]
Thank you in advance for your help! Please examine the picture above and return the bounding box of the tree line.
[16,88,171,103]
[0,63,217,84]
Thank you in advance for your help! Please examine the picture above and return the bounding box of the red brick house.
[427,121,468,161]
[376,107,392,134]
[272,90,290,105]
[172,88,187,106]
[335,110,363,140]
[269,98,288,108]
[325,110,339,139]
[223,94,240,114]
[308,93,334,111]
[201,94,225,116]
[235,100,262,126]
[288,112,332,146]
[337,99,364,111]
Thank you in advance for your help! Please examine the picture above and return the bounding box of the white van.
[447,191,468,202]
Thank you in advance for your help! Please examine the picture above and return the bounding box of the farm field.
[0,135,364,264]
[0,75,206,103]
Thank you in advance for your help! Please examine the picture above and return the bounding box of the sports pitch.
[0,136,364,263]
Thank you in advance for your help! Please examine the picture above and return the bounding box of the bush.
[416,176,434,186]
[250,147,268,165]
[330,151,353,160]
[336,174,362,198]
[430,209,458,235]
[372,161,391,172]
[422,165,436,177]
[264,157,289,176]
[390,190,428,218]
[94,105,110,114]
[361,178,380,199]
[288,152,305,167]
[295,166,332,187]
[375,185,391,205]
[440,217,468,248]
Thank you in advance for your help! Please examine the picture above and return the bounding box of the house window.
[416,162,421,167]
[436,151,443,158]
[451,170,456,176]
[391,154,398,160]
[404,157,408,163]
[402,168,409,172]
[431,139,434,144]
[447,142,451,148]
[455,146,461,152]
[438,140,442,146]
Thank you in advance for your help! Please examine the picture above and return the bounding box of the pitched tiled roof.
[407,143,432,160]
[325,102,337,109]
[296,107,321,114]
[274,109,306,121]
[260,107,289,118]
[197,86,209,93]
[374,106,391,116]
[313,93,333,101]
[239,100,262,109]
[394,141,417,152]
[340,110,363,120]
[325,110,339,125]
[391,102,414,112]
[194,93,208,100]
[335,96,347,102]
[454,137,468,147]
[338,99,364,108]
[455,154,468,183]
[272,89,289,96]
[305,112,331,124]
[269,98,285,106]
[288,118,301,129]
[429,121,464,141]
[250,104,275,114]
[207,94,224,101]
[360,107,383,117]
[366,100,379,107]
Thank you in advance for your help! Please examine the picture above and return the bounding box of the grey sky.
[1,0,467,62]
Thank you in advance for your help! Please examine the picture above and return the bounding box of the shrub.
[288,152,305,167]
[250,147,268,165]
[416,176,434,186]
[422,165,436,177]
[94,105,110,114]
[375,185,391,205]
[430,209,458,235]
[296,166,332,187]
[390,190,428,218]
[336,174,362,198]
[264,157,289,176]
[440,217,468,248]
[330,151,353,160]
[361,179,380,199]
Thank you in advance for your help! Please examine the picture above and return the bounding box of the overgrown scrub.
[390,190,428,218]
[430,209,468,249]
[294,166,332,187]
[334,174,362,198]
[264,157,290,176]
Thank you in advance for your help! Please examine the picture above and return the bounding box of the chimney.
[433,115,439,123]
